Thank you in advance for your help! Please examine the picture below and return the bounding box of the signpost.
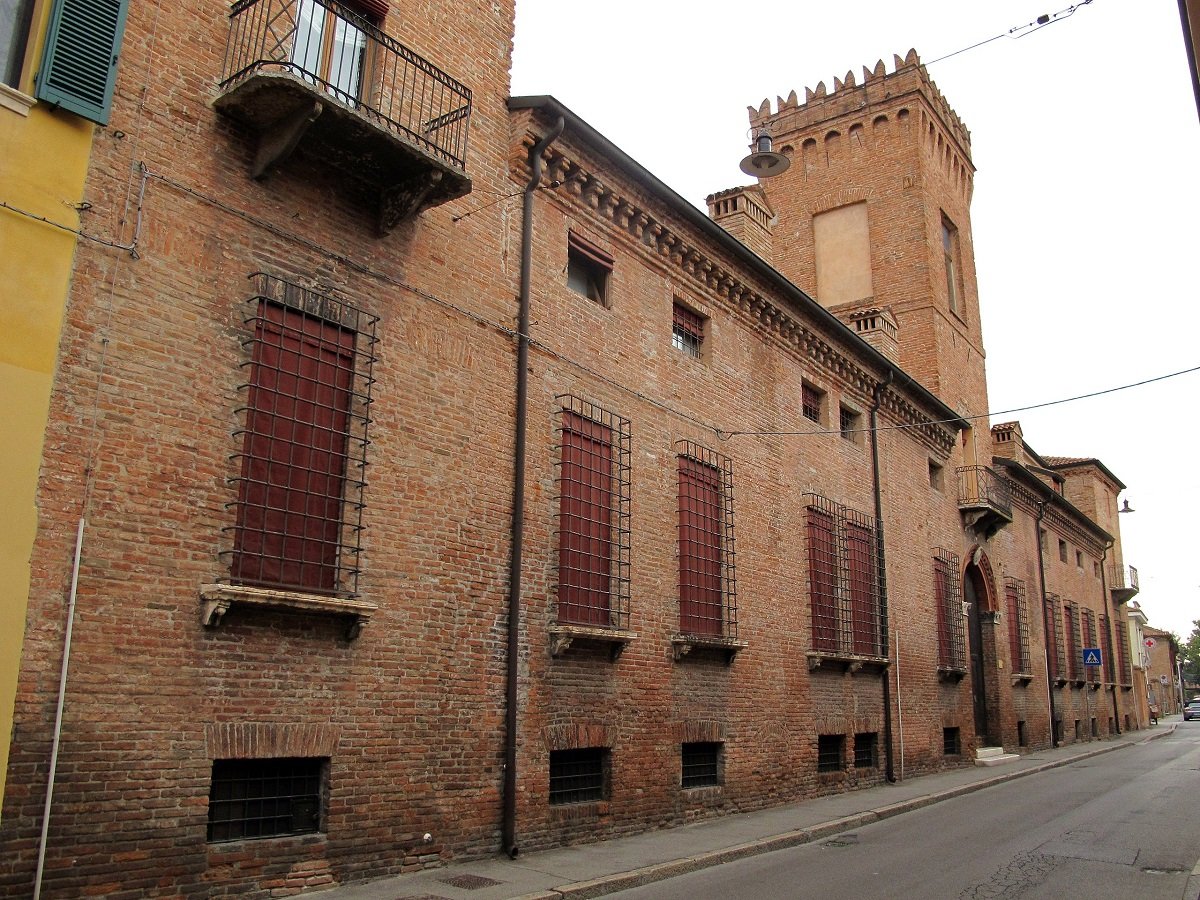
[1082,648,1102,738]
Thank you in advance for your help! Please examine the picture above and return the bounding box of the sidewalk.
[317,720,1179,900]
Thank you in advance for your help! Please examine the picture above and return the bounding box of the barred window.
[1100,613,1113,684]
[676,442,737,638]
[854,732,878,769]
[207,757,325,842]
[549,748,607,805]
[934,549,965,669]
[681,742,721,788]
[817,734,844,773]
[555,398,631,629]
[1005,577,1031,674]
[801,381,824,424]
[1116,620,1133,686]
[839,404,862,444]
[227,275,377,596]
[1044,593,1066,680]
[1064,601,1081,681]
[671,302,705,359]
[805,495,883,658]
[943,727,961,756]
[1083,608,1100,683]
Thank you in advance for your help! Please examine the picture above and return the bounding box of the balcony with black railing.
[214,0,472,232]
[1109,563,1139,603]
[957,465,1013,538]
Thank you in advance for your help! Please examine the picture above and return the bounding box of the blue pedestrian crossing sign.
[1082,647,1102,667]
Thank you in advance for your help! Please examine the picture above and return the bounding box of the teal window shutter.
[35,0,129,125]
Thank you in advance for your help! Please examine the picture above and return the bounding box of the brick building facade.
[0,2,1144,897]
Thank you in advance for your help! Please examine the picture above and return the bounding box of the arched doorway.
[963,550,997,744]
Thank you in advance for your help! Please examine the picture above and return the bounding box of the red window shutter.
[678,457,722,636]
[672,303,704,340]
[846,522,876,655]
[1044,597,1059,679]
[232,302,355,593]
[935,559,950,665]
[1006,582,1022,670]
[558,412,613,625]
[808,508,838,651]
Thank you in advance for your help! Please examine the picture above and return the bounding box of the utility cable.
[924,0,1096,67]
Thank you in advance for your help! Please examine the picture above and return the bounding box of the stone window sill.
[548,623,637,660]
[1011,672,1034,685]
[937,665,968,682]
[200,583,376,640]
[674,634,748,664]
[809,651,889,674]
[0,83,35,117]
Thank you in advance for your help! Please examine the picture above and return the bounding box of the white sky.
[510,0,1200,641]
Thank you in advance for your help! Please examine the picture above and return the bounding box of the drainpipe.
[1033,501,1058,747]
[869,373,896,782]
[1100,540,1120,734]
[33,517,86,900]
[503,115,564,860]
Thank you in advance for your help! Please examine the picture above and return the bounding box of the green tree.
[1181,620,1200,684]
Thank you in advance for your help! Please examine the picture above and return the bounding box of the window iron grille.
[553,397,631,630]
[1005,577,1031,674]
[676,441,737,639]
[1100,613,1113,684]
[681,742,721,788]
[207,757,325,842]
[224,274,377,597]
[801,382,823,423]
[219,0,472,171]
[1115,620,1133,686]
[1044,593,1066,680]
[854,732,878,769]
[672,302,705,359]
[805,494,884,658]
[549,748,606,805]
[1064,601,1082,681]
[817,734,844,773]
[943,727,961,756]
[934,548,965,669]
[839,405,861,443]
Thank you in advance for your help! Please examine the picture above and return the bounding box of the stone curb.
[534,726,1177,899]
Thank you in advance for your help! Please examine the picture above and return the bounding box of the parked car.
[1184,700,1200,721]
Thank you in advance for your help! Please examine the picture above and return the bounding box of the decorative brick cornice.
[513,138,957,457]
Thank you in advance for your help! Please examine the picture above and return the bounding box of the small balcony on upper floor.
[956,465,1013,538]
[1109,564,1139,603]
[213,0,472,234]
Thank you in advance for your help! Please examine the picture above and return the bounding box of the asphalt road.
[609,727,1200,900]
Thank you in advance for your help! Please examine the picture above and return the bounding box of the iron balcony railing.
[1109,564,1140,597]
[956,465,1013,517]
[219,0,471,170]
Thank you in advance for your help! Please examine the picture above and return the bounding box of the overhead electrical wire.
[924,0,1096,67]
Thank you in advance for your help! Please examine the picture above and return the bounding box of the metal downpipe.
[503,115,564,860]
[1100,540,1121,734]
[1034,501,1059,747]
[869,374,896,782]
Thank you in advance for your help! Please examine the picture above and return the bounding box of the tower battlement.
[749,49,972,156]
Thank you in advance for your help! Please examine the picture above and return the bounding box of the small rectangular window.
[817,734,844,773]
[942,214,962,317]
[839,404,862,444]
[1017,721,1027,747]
[207,757,325,842]
[928,459,944,491]
[943,727,961,756]
[671,302,705,359]
[567,231,612,305]
[681,742,721,788]
[549,748,607,805]
[1075,550,1083,569]
[853,732,878,769]
[1058,539,1068,563]
[801,381,824,424]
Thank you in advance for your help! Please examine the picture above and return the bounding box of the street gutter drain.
[438,874,504,889]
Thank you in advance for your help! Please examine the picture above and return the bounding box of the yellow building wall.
[0,23,95,812]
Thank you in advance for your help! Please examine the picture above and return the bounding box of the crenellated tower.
[726,50,991,458]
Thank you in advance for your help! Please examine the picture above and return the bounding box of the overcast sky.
[510,0,1200,642]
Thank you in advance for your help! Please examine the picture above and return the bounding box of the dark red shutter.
[846,522,876,655]
[232,302,355,593]
[934,559,950,665]
[679,457,722,636]
[808,508,838,651]
[557,412,612,625]
[1044,596,1059,679]
[672,303,704,341]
